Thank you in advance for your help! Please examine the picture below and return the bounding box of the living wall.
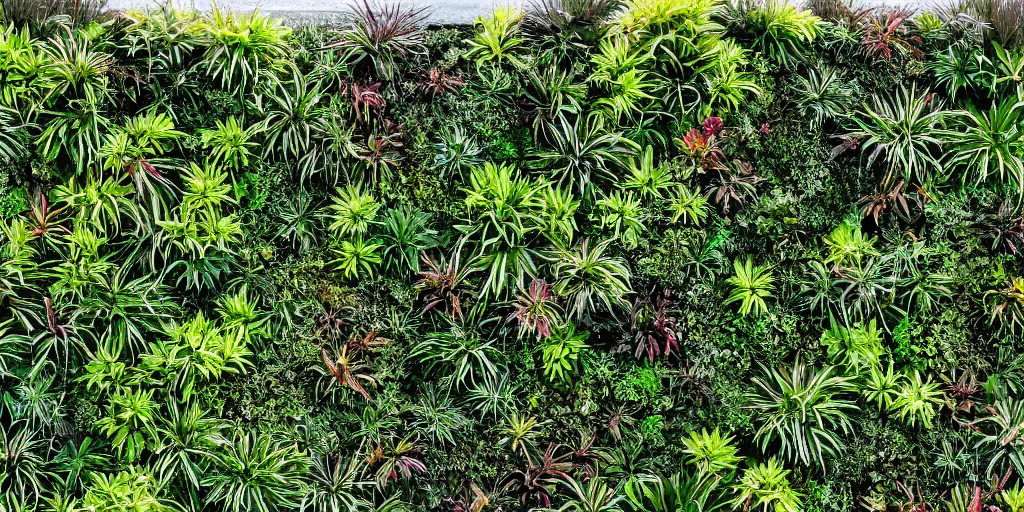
[1,0,1024,510]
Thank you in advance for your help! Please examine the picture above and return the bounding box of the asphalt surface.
[105,0,941,25]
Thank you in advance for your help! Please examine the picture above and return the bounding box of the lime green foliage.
[622,146,675,202]
[681,427,741,474]
[724,256,775,316]
[612,0,759,116]
[80,469,169,512]
[201,116,259,172]
[96,388,159,462]
[1001,483,1024,512]
[538,322,590,383]
[862,361,901,409]
[890,370,945,428]
[597,189,646,249]
[668,185,709,225]
[498,413,542,459]
[202,4,292,94]
[820,320,883,371]
[823,218,879,268]
[328,185,380,236]
[744,0,821,67]
[467,7,524,67]
[142,312,253,401]
[331,236,382,279]
[462,161,539,248]
[100,112,185,174]
[616,0,723,37]
[732,458,803,512]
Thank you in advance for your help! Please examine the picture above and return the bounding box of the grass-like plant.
[681,427,741,474]
[850,85,950,186]
[743,0,822,67]
[731,458,803,512]
[747,360,858,468]
[724,256,775,316]
[554,239,632,322]
[467,7,525,67]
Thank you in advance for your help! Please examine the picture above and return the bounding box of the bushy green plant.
[467,7,525,67]
[820,319,883,371]
[95,388,160,462]
[537,322,590,383]
[331,236,382,279]
[554,239,632,322]
[141,312,252,401]
[203,432,306,512]
[822,218,879,268]
[668,186,709,226]
[681,428,741,474]
[596,189,646,249]
[743,0,822,66]
[946,98,1024,196]
[731,458,803,512]
[724,256,775,316]
[328,185,380,236]
[747,360,858,468]
[202,4,292,95]
[850,85,950,185]
[890,369,945,428]
[378,206,437,275]
[201,116,259,172]
[625,467,730,512]
[79,468,169,512]
[531,113,638,196]
[793,67,855,131]
[861,361,900,409]
[1001,483,1024,512]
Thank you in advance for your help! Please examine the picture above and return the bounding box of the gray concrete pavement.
[105,0,947,25]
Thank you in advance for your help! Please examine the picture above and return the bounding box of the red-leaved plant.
[509,279,562,339]
[860,8,922,61]
[625,288,680,362]
[417,251,471,319]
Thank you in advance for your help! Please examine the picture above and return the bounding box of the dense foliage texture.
[1,0,1024,510]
